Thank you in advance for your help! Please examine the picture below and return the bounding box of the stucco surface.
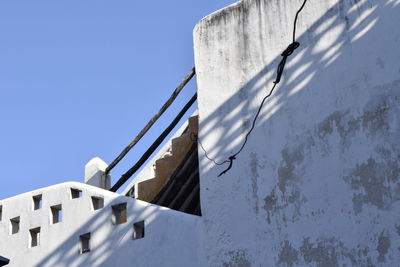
[1,0,400,266]
[194,0,400,265]
[0,182,201,266]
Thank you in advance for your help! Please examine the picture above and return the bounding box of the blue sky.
[0,0,237,199]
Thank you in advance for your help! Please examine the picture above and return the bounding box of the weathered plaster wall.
[2,1,400,266]
[0,182,201,266]
[194,0,400,266]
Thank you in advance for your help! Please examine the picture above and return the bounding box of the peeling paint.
[349,157,388,212]
[345,156,400,213]
[298,238,374,267]
[316,82,400,151]
[249,152,260,214]
[264,190,277,212]
[274,237,377,266]
[223,250,251,267]
[377,232,390,262]
[263,189,276,224]
[300,238,339,267]
[361,100,390,135]
[317,110,361,145]
[375,57,385,69]
[278,147,305,194]
[318,111,345,137]
[395,224,400,236]
[278,240,299,266]
[263,186,305,224]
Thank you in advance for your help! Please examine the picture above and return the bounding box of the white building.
[1,0,400,266]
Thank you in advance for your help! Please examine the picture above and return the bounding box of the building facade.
[1,0,400,266]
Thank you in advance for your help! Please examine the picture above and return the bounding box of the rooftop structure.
[1,0,400,266]
[0,181,200,266]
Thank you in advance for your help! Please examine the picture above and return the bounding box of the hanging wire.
[195,0,308,177]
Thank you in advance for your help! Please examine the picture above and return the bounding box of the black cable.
[196,0,308,177]
[293,0,308,43]
[190,132,230,166]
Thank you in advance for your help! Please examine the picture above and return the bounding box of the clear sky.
[0,0,238,199]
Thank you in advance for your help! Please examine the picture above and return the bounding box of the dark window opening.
[112,203,127,225]
[79,233,91,254]
[133,221,145,240]
[10,216,20,235]
[33,194,42,210]
[91,196,104,211]
[0,205,2,221]
[71,188,82,199]
[51,205,62,224]
[30,227,40,247]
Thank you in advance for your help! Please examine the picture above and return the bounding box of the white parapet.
[84,157,111,190]
[0,182,201,266]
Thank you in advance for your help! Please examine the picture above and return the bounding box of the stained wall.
[194,0,400,265]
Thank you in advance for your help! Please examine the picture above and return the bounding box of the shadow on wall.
[34,196,164,267]
[28,0,400,266]
[196,0,400,266]
[199,0,397,170]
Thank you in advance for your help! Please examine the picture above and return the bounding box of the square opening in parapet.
[112,203,127,225]
[91,196,104,211]
[50,204,62,224]
[132,220,145,240]
[71,188,82,199]
[10,216,20,235]
[33,194,42,210]
[29,227,41,247]
[79,233,91,254]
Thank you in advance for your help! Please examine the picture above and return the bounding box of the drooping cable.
[196,0,308,177]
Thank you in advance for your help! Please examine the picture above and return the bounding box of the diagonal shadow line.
[25,0,397,266]
[196,0,387,170]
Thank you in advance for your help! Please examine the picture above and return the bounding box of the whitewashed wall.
[0,182,201,266]
[194,0,400,266]
[2,0,400,266]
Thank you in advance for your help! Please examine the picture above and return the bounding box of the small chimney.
[84,157,111,190]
